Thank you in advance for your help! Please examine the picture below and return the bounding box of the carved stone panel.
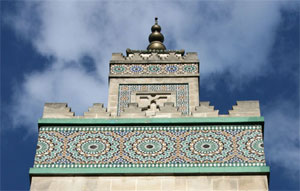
[117,84,189,116]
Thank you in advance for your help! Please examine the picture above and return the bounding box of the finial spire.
[147,17,166,50]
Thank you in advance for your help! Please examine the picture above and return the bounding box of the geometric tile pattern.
[118,84,189,115]
[110,63,198,76]
[34,125,266,168]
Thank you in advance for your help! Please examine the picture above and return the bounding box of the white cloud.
[9,1,286,78]
[4,1,295,131]
[11,64,107,132]
[263,100,300,178]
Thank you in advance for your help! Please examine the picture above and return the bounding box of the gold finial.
[147,17,166,50]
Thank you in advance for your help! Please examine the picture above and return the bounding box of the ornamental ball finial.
[147,17,166,50]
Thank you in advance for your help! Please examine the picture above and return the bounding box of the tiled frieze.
[33,125,266,168]
[110,63,198,76]
[118,84,189,115]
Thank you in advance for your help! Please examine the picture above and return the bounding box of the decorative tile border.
[118,84,189,115]
[39,125,262,131]
[38,117,265,125]
[110,63,198,76]
[34,162,266,169]
[30,166,270,175]
[34,125,266,169]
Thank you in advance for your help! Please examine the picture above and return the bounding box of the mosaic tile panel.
[110,63,198,76]
[33,125,266,168]
[118,84,189,115]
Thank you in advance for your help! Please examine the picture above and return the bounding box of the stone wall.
[31,175,268,191]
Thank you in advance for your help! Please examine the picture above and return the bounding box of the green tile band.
[30,166,270,175]
[38,116,264,125]
[39,125,262,132]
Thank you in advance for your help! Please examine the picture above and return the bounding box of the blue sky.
[1,1,299,190]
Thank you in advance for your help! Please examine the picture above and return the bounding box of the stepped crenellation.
[41,101,261,119]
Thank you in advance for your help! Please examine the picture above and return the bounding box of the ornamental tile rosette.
[182,64,197,73]
[66,131,120,164]
[123,131,176,163]
[130,65,144,73]
[34,132,64,165]
[111,65,126,74]
[148,65,161,73]
[165,64,178,73]
[237,130,265,162]
[180,131,232,163]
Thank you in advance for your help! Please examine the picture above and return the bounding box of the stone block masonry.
[30,176,268,191]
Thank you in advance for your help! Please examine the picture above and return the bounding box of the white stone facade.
[31,175,268,191]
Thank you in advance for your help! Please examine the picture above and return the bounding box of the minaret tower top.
[30,17,269,191]
[147,17,166,50]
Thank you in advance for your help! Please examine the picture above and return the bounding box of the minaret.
[30,18,269,191]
